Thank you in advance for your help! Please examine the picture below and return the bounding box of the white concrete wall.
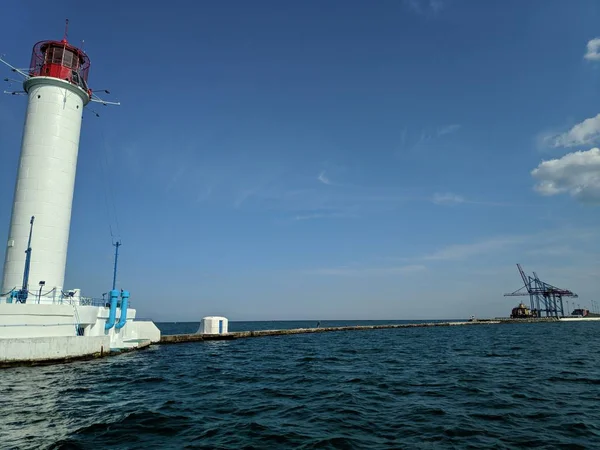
[0,303,76,338]
[0,335,109,362]
[75,305,101,325]
[124,321,161,343]
[0,303,160,360]
[77,307,159,348]
[84,306,138,347]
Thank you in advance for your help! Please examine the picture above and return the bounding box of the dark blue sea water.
[2,321,600,449]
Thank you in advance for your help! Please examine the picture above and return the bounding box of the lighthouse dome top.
[29,39,91,94]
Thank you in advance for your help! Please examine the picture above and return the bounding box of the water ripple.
[1,321,600,449]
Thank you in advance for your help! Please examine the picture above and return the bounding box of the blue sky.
[0,0,599,321]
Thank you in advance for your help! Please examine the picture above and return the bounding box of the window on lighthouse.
[50,47,64,65]
[62,50,74,68]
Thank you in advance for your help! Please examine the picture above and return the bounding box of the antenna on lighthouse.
[0,54,30,79]
[90,93,121,106]
[112,240,121,290]
[63,18,69,42]
[3,74,27,95]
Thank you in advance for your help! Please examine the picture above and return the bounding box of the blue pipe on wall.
[105,289,119,330]
[115,290,129,330]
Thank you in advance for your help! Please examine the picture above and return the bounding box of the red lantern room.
[28,38,91,94]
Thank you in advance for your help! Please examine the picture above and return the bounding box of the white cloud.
[404,0,445,15]
[237,182,418,219]
[430,192,512,207]
[233,188,259,208]
[309,264,426,276]
[584,37,600,61]
[402,123,462,154]
[430,0,445,13]
[431,192,466,205]
[437,124,461,136]
[525,246,576,257]
[419,227,600,263]
[293,212,357,221]
[544,113,600,148]
[531,148,600,204]
[423,236,525,261]
[317,171,332,185]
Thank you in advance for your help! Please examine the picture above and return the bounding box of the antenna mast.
[63,18,69,42]
[112,240,121,290]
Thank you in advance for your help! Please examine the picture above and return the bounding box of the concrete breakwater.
[158,318,559,344]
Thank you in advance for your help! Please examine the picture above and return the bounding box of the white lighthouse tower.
[0,25,161,364]
[0,24,109,303]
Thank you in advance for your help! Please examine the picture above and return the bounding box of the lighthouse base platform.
[0,303,160,364]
